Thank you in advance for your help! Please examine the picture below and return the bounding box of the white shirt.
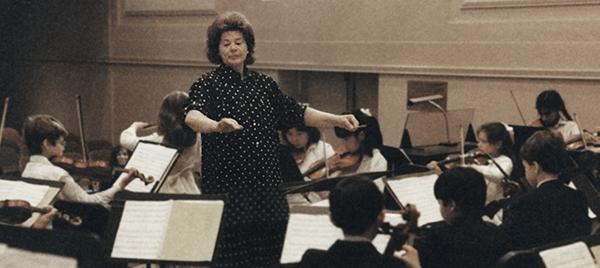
[553,119,580,142]
[340,148,388,191]
[22,155,122,204]
[297,140,335,180]
[119,125,201,194]
[467,154,513,204]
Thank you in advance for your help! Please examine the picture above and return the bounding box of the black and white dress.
[186,64,305,267]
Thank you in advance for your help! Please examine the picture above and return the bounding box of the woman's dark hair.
[334,109,383,157]
[109,145,131,168]
[22,114,68,155]
[282,125,321,147]
[478,122,514,161]
[434,167,487,218]
[520,130,568,175]
[329,176,383,236]
[158,91,197,148]
[536,89,572,121]
[206,11,255,65]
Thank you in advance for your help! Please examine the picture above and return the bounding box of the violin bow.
[75,95,89,162]
[0,97,9,149]
[573,113,588,150]
[510,91,527,125]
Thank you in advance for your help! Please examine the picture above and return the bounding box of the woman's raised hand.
[216,118,243,133]
[336,114,360,131]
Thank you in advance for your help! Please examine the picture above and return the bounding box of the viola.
[51,155,152,185]
[382,204,420,256]
[0,199,82,226]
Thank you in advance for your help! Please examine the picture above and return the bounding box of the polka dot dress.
[185,64,305,267]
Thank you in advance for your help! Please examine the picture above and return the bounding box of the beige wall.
[4,0,600,146]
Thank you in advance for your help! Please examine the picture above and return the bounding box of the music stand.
[106,192,226,267]
[401,109,476,164]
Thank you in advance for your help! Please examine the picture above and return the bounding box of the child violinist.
[283,124,335,176]
[428,122,514,205]
[530,89,579,141]
[119,91,201,194]
[310,109,387,190]
[21,114,151,204]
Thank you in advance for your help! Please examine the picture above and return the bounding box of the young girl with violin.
[282,124,335,205]
[428,122,514,205]
[310,109,388,189]
[283,125,335,175]
[530,89,579,141]
[120,91,201,194]
[20,114,151,204]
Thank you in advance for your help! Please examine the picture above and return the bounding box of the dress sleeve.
[119,125,162,151]
[467,155,513,185]
[185,75,214,117]
[269,78,306,130]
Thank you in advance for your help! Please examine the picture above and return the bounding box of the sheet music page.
[160,200,225,262]
[0,243,77,268]
[280,213,342,263]
[280,213,393,263]
[0,180,18,198]
[539,241,595,268]
[8,181,49,206]
[122,142,178,192]
[387,174,442,226]
[111,200,172,259]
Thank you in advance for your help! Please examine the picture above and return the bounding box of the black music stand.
[0,224,106,268]
[52,200,111,238]
[495,234,600,268]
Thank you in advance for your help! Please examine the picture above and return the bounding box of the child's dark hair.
[434,167,487,218]
[536,89,573,121]
[520,130,568,175]
[329,176,383,235]
[282,124,321,146]
[22,114,68,155]
[158,91,197,148]
[334,109,383,157]
[478,122,514,161]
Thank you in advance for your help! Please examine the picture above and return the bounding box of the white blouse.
[22,155,122,204]
[119,125,201,194]
[466,154,513,204]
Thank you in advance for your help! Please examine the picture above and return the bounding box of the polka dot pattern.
[185,64,305,266]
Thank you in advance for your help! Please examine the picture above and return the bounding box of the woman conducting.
[184,12,358,267]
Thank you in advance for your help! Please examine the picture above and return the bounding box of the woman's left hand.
[336,114,360,131]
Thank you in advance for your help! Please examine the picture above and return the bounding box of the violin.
[0,199,82,226]
[436,150,489,170]
[51,156,153,185]
[382,204,420,256]
[302,151,361,179]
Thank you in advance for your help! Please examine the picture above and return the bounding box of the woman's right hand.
[395,245,422,268]
[216,118,243,133]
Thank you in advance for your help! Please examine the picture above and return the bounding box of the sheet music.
[121,142,178,192]
[111,200,172,259]
[387,174,442,226]
[539,241,595,268]
[0,180,49,206]
[0,243,77,268]
[281,212,392,263]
